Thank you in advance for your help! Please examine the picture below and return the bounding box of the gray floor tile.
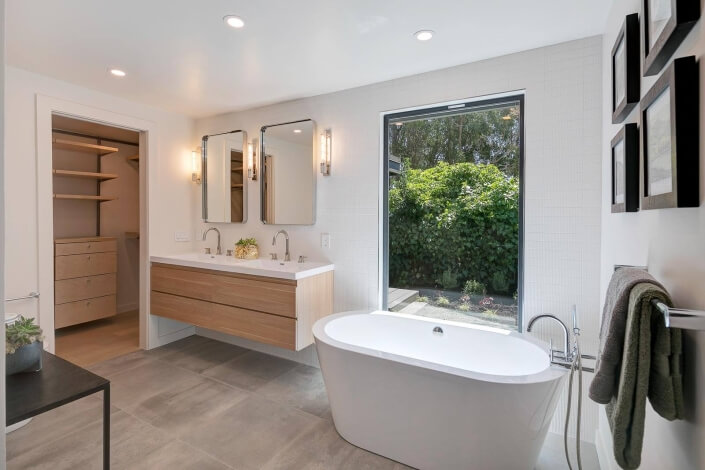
[158,338,249,373]
[258,364,331,419]
[135,375,250,438]
[265,419,400,470]
[86,349,153,378]
[6,395,107,460]
[145,335,214,360]
[181,394,320,470]
[128,440,232,470]
[202,350,298,391]
[8,410,172,470]
[109,359,204,412]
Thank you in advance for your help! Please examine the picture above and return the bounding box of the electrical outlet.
[321,233,331,249]
[174,231,190,242]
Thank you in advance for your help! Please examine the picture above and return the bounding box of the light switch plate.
[321,233,330,249]
[174,231,190,242]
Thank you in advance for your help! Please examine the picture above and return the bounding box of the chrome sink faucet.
[272,230,290,261]
[202,227,222,255]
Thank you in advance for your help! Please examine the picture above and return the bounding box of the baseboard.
[149,325,195,349]
[117,301,138,314]
[195,327,319,367]
[595,408,617,470]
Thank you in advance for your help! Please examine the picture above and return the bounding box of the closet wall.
[52,117,140,320]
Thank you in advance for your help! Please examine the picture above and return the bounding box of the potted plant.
[6,316,43,375]
[234,237,259,260]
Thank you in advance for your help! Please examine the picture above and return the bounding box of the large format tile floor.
[7,335,599,469]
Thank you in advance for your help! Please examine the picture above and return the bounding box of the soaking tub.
[313,311,566,470]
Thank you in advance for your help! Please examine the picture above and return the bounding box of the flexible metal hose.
[564,338,583,470]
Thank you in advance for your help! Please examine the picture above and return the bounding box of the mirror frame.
[201,129,248,223]
[259,119,317,225]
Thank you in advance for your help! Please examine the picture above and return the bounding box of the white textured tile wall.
[194,36,603,440]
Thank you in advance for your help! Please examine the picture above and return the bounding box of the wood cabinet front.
[55,252,117,281]
[150,263,333,351]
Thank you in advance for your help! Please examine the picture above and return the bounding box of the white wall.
[598,1,705,469]
[0,0,7,461]
[3,66,197,349]
[195,36,604,439]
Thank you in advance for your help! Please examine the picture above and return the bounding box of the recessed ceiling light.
[414,30,434,41]
[293,129,302,134]
[108,68,126,77]
[224,15,245,28]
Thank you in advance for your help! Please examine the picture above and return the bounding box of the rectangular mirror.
[260,120,316,225]
[202,130,247,223]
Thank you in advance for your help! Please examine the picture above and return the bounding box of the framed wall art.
[611,124,640,213]
[642,0,700,76]
[640,56,699,209]
[612,14,640,123]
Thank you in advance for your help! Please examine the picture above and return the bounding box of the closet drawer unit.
[55,240,117,256]
[55,273,117,304]
[55,294,117,329]
[55,252,117,280]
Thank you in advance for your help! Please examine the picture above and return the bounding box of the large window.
[383,95,524,330]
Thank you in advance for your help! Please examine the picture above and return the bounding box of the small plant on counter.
[6,316,43,355]
[6,316,44,375]
[234,237,259,260]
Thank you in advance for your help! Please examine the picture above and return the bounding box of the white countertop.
[150,253,334,280]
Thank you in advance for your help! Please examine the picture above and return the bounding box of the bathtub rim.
[313,310,567,385]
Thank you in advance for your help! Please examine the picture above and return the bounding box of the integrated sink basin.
[150,253,334,280]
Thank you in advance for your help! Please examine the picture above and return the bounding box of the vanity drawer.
[151,291,296,350]
[55,252,117,280]
[151,264,297,318]
[55,295,116,329]
[55,240,117,256]
[55,273,117,304]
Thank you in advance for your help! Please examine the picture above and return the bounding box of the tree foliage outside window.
[389,106,520,177]
[388,103,520,296]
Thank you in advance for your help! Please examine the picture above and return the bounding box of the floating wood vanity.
[150,255,334,351]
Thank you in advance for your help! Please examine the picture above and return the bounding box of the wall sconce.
[191,148,201,184]
[247,142,257,180]
[320,128,331,176]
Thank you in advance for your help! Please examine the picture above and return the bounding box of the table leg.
[103,384,110,469]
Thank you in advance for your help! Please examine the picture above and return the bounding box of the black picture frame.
[611,124,640,213]
[612,14,640,123]
[642,0,700,76]
[640,56,699,210]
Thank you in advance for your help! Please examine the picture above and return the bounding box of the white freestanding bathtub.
[313,311,567,470]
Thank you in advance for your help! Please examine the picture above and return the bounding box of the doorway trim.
[378,91,526,329]
[36,95,155,351]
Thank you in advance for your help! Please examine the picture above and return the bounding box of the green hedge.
[389,162,519,295]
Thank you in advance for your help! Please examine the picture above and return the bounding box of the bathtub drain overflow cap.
[433,326,444,335]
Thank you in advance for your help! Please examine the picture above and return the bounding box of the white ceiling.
[7,0,612,118]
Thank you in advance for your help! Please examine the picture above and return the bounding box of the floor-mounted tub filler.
[313,311,567,470]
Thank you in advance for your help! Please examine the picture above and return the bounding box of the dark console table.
[6,350,110,468]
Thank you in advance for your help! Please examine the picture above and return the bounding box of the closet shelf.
[53,194,118,202]
[53,169,118,181]
[55,236,116,244]
[231,167,244,171]
[231,184,244,189]
[126,154,139,162]
[52,138,118,156]
[125,231,140,239]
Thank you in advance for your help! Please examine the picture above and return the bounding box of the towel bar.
[4,292,40,303]
[613,265,705,331]
[651,300,705,330]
